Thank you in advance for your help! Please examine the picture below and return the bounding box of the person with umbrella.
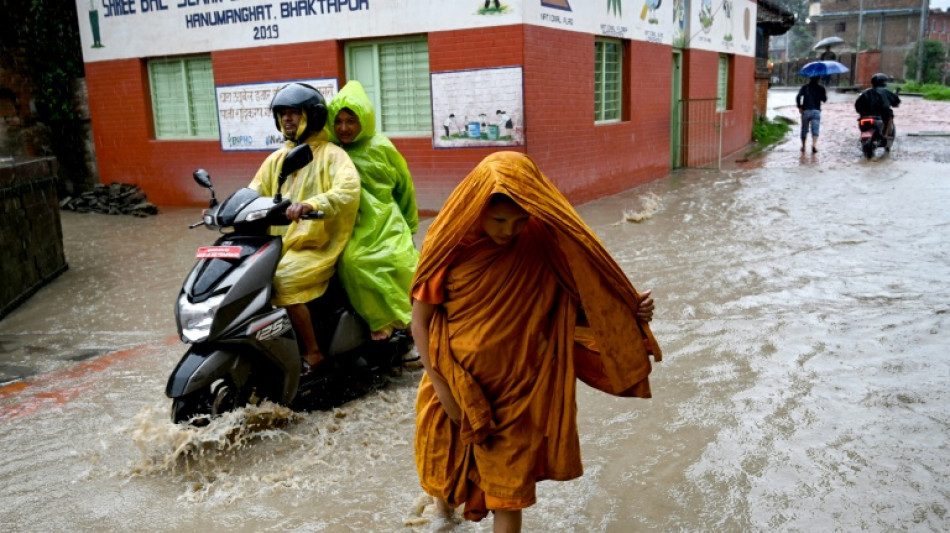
[813,36,845,85]
[796,76,827,154]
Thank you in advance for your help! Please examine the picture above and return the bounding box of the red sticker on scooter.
[196,246,242,259]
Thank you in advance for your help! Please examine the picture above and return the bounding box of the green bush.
[895,82,950,101]
[752,117,791,147]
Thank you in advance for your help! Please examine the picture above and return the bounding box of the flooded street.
[2,90,949,532]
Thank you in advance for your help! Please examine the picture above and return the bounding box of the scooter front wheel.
[171,379,240,425]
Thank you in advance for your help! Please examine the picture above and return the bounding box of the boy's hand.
[441,397,462,424]
[637,290,654,322]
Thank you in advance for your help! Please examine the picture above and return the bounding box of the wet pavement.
[1,90,949,532]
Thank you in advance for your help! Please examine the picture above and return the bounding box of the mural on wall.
[672,0,689,46]
[531,0,672,45]
[216,79,338,152]
[431,67,524,149]
[86,1,104,48]
[641,0,662,25]
[685,0,755,55]
[479,0,507,14]
[608,0,623,16]
[541,0,572,10]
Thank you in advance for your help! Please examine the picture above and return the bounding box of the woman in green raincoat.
[326,80,420,340]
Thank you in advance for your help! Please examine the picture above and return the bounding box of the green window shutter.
[150,60,189,138]
[378,40,431,134]
[148,55,217,139]
[595,39,622,122]
[185,58,218,138]
[348,44,380,113]
[717,54,729,111]
[346,38,431,136]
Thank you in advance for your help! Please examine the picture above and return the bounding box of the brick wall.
[524,26,671,205]
[0,158,67,319]
[86,26,754,211]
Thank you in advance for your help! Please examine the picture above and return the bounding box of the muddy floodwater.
[1,92,949,532]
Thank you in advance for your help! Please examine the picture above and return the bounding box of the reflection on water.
[2,98,950,531]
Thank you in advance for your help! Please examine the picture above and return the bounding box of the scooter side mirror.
[275,144,314,204]
[193,169,213,189]
[193,169,217,207]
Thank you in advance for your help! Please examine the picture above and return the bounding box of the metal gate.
[676,98,722,169]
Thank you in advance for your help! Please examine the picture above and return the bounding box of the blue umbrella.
[798,60,850,77]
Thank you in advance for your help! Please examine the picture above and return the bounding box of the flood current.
[1,92,948,532]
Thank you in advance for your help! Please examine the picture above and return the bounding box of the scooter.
[857,115,895,159]
[165,144,411,424]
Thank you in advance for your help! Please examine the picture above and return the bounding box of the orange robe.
[413,152,661,521]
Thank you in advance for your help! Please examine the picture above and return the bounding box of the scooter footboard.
[165,346,251,398]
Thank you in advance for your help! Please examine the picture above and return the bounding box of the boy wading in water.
[411,152,661,532]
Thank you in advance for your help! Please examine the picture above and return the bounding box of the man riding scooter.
[854,73,901,153]
[249,83,361,376]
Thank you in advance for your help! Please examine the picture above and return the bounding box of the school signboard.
[76,0,755,62]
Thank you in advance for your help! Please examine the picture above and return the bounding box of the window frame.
[717,53,733,112]
[344,36,432,137]
[594,37,625,124]
[147,55,219,140]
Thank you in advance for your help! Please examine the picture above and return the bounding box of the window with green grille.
[346,37,431,136]
[595,39,622,123]
[148,56,219,139]
[717,54,731,111]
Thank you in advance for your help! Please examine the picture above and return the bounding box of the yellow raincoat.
[412,152,661,520]
[249,132,360,306]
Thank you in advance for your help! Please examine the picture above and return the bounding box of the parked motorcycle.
[857,115,895,159]
[166,144,411,424]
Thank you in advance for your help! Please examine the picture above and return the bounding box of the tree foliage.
[0,0,88,190]
[770,0,813,58]
[905,40,948,85]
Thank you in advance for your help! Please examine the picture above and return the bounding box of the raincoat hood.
[326,80,376,145]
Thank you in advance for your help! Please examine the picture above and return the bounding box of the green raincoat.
[249,132,360,307]
[326,80,420,332]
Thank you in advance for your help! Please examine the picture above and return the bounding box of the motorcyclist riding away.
[249,82,360,376]
[855,73,901,138]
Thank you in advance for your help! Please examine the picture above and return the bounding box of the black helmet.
[271,83,327,141]
[870,73,889,87]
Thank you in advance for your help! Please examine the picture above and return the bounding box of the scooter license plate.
[860,132,873,140]
[196,246,242,259]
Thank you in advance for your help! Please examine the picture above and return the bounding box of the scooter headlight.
[178,293,226,343]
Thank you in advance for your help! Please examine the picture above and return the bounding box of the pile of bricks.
[60,182,158,217]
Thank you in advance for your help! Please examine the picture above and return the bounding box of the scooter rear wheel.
[862,142,874,159]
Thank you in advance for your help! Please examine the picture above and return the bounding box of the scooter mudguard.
[165,346,251,399]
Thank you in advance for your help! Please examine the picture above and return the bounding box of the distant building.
[926,9,950,45]
[809,0,930,83]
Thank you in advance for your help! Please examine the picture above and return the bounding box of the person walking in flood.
[326,80,420,342]
[411,151,661,532]
[796,76,827,154]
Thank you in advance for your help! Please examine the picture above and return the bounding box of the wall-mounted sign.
[216,78,337,152]
[431,67,525,149]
